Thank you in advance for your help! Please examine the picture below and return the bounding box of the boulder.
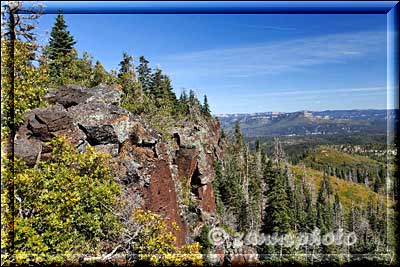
[94,144,119,157]
[27,105,73,141]
[129,123,158,147]
[14,137,42,166]
[45,84,92,108]
[87,84,123,105]
[70,101,134,145]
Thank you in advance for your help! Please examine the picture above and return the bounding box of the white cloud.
[161,30,386,78]
[235,86,387,98]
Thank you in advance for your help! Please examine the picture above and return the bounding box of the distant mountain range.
[217,109,398,137]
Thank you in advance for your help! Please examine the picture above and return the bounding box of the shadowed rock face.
[14,84,224,246]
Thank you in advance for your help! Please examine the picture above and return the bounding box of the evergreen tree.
[234,122,244,151]
[333,193,343,229]
[263,167,291,235]
[316,173,333,234]
[149,67,163,99]
[188,89,201,108]
[283,167,295,228]
[45,12,77,84]
[118,52,134,77]
[46,12,76,60]
[118,52,139,96]
[137,56,152,94]
[255,139,261,152]
[177,90,189,115]
[90,60,108,87]
[202,95,211,116]
[303,176,316,230]
[160,74,178,107]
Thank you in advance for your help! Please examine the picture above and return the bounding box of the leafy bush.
[1,137,121,265]
[1,41,49,134]
[131,209,203,266]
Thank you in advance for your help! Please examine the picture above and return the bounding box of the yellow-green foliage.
[291,165,390,212]
[1,40,49,134]
[1,137,121,265]
[132,209,203,266]
[304,146,381,169]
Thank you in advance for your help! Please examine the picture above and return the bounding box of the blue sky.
[36,13,389,114]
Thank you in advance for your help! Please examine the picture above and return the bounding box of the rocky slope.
[14,84,223,247]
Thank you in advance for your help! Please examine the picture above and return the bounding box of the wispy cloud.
[234,86,387,98]
[160,31,385,79]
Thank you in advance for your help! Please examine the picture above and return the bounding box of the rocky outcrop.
[14,84,223,247]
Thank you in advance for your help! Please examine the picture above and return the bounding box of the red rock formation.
[176,148,199,186]
[15,85,224,249]
[197,183,217,213]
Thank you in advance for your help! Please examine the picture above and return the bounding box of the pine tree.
[283,167,295,229]
[188,89,200,107]
[45,12,77,84]
[118,52,134,77]
[137,56,152,94]
[263,167,291,235]
[118,52,138,95]
[316,173,333,234]
[177,90,189,115]
[90,60,108,87]
[302,176,316,231]
[46,12,76,60]
[149,67,163,99]
[160,74,178,107]
[234,122,244,151]
[333,193,343,229]
[202,95,211,116]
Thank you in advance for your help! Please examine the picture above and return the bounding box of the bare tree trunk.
[4,5,17,260]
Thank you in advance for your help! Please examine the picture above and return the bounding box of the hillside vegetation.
[302,146,387,194]
[291,165,389,211]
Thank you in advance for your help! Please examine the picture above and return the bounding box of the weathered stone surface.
[146,160,187,247]
[130,123,158,146]
[176,148,199,186]
[197,183,217,213]
[70,101,134,145]
[87,84,123,105]
[14,137,42,166]
[94,144,119,157]
[27,105,73,141]
[45,84,92,108]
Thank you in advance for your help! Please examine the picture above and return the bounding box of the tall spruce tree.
[118,52,138,95]
[118,52,134,77]
[149,67,163,99]
[333,193,343,230]
[316,173,334,234]
[137,56,152,94]
[45,12,76,83]
[46,12,76,60]
[263,167,291,235]
[202,95,211,116]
